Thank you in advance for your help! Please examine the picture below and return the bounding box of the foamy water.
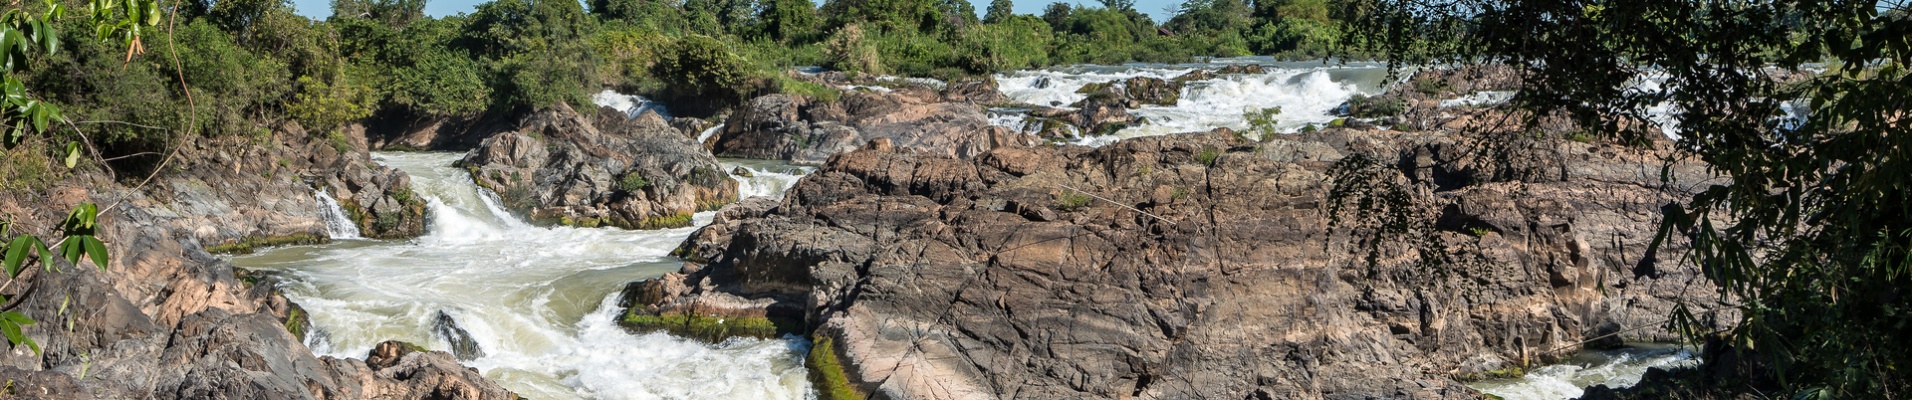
[1468,345,1696,400]
[232,152,814,400]
[314,188,362,240]
[993,60,1391,145]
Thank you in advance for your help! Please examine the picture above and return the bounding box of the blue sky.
[287,0,1183,24]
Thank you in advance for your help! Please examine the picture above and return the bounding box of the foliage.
[957,16,1053,72]
[617,172,650,192]
[652,34,760,115]
[982,0,1013,23]
[1350,0,1912,396]
[2,203,110,353]
[1243,106,1280,140]
[1194,145,1220,166]
[287,75,374,132]
[823,24,882,74]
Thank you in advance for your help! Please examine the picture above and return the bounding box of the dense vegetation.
[0,0,1361,180]
[1346,0,1912,397]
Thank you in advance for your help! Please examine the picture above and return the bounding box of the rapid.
[230,152,816,400]
[232,60,1692,400]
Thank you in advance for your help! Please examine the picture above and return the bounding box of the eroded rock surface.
[462,103,739,229]
[713,90,1036,165]
[638,127,1722,399]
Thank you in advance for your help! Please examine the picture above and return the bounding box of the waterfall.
[315,188,363,240]
[237,153,816,400]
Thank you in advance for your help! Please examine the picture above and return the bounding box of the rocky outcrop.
[942,76,1011,104]
[635,127,1722,399]
[462,103,739,229]
[712,90,1036,165]
[0,126,513,399]
[1074,76,1182,107]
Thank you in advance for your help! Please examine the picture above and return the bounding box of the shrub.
[1196,146,1221,166]
[618,173,651,192]
[824,24,883,75]
[653,34,760,115]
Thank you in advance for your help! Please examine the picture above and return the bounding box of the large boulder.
[463,103,739,229]
[635,127,1723,399]
[713,90,1036,165]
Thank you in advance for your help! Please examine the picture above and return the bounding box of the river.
[230,153,817,399]
[230,60,1689,400]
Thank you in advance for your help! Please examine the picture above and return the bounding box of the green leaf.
[82,236,106,270]
[140,0,159,26]
[64,141,80,168]
[0,311,37,354]
[4,235,35,278]
[59,236,82,269]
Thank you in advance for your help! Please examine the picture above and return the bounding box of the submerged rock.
[644,127,1722,399]
[432,311,486,361]
[462,103,740,229]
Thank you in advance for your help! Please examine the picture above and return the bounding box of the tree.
[983,0,1013,23]
[1348,0,1912,397]
[1040,1,1069,30]
[2,0,155,354]
[761,0,818,41]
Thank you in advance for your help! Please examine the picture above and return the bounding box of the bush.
[618,173,651,192]
[653,35,761,116]
[1196,145,1221,166]
[825,24,884,75]
[957,17,1053,72]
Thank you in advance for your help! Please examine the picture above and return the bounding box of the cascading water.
[231,152,815,399]
[992,59,1392,146]
[314,188,362,240]
[1468,345,1697,400]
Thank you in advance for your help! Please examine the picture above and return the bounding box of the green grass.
[807,337,867,400]
[778,76,841,103]
[1196,146,1222,167]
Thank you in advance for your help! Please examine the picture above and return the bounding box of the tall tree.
[983,0,1013,23]
[1348,0,1912,397]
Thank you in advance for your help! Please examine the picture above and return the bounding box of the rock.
[942,76,1010,104]
[463,103,740,229]
[0,112,512,399]
[713,90,1037,165]
[432,311,486,361]
[1073,93,1141,135]
[1073,76,1182,107]
[649,127,1722,399]
[1218,64,1267,74]
[731,166,755,177]
[1173,69,1216,82]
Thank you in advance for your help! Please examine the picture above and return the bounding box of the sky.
[287,0,1184,25]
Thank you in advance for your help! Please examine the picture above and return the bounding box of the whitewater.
[231,153,816,399]
[230,62,1693,400]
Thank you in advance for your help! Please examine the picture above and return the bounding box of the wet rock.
[1173,69,1216,82]
[650,127,1722,399]
[1218,64,1267,74]
[1076,76,1183,107]
[463,103,740,229]
[432,311,486,361]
